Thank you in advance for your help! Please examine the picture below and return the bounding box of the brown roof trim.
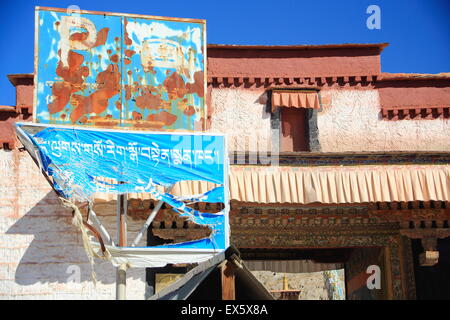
[230,150,450,166]
[381,106,450,120]
[208,75,380,88]
[207,43,389,51]
[0,105,17,113]
[380,72,450,81]
[7,73,34,86]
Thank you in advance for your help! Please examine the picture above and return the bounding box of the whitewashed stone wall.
[318,89,450,152]
[0,150,147,300]
[209,87,450,152]
[209,87,272,152]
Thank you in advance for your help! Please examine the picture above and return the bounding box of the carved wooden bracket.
[419,250,439,266]
[369,207,450,266]
[417,237,440,266]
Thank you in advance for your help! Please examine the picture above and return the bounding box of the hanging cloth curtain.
[271,90,320,112]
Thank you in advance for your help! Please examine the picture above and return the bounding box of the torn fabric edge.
[93,245,221,268]
[15,122,230,268]
[173,186,225,203]
[60,197,112,283]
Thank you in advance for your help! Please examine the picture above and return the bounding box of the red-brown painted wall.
[377,80,450,108]
[207,47,382,77]
[16,85,34,113]
[0,76,33,149]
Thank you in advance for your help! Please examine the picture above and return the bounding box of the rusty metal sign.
[34,7,206,131]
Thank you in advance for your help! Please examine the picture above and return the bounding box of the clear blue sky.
[1,0,449,106]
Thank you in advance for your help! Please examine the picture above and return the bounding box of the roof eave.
[207,42,389,51]
[7,73,34,87]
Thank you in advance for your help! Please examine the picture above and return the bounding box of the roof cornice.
[207,43,389,51]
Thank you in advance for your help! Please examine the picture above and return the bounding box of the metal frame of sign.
[16,122,230,266]
[33,6,207,130]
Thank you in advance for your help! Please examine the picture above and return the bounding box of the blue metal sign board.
[34,7,206,131]
[16,123,229,258]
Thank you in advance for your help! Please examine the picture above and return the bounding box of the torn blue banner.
[16,123,229,252]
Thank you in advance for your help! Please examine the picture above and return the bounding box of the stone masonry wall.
[209,87,450,152]
[0,149,147,300]
[318,89,450,152]
[209,87,272,152]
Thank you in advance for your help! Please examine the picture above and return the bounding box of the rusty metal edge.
[203,16,207,132]
[33,8,39,124]
[35,6,206,24]
[17,122,226,137]
[33,7,207,131]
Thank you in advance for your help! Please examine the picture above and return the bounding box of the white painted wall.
[209,87,450,152]
[0,150,148,300]
[209,87,273,152]
[318,89,450,152]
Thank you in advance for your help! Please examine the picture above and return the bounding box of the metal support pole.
[88,207,115,246]
[116,191,127,300]
[131,185,173,247]
[116,263,127,300]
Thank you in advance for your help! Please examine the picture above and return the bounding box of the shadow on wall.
[6,190,143,286]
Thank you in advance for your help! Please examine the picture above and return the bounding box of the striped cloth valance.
[271,90,320,112]
[94,164,450,204]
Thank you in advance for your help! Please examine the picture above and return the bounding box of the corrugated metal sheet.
[34,7,206,131]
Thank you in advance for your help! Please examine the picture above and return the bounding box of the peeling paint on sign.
[34,7,206,131]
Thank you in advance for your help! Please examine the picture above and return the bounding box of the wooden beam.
[118,193,127,246]
[116,189,127,300]
[221,261,236,300]
[384,246,393,300]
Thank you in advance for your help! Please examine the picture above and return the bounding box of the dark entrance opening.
[240,248,352,300]
[412,237,450,300]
